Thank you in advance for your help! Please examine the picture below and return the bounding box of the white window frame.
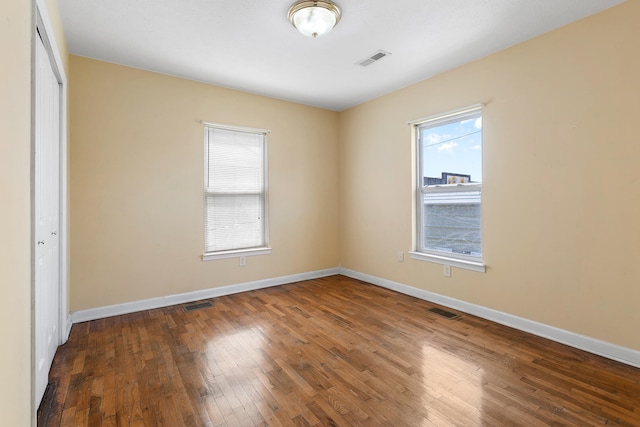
[202,122,271,261]
[408,105,485,272]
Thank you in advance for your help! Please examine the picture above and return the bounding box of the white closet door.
[34,32,61,406]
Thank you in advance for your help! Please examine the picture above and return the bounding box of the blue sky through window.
[421,114,482,184]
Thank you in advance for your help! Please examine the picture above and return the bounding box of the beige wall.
[69,56,340,311]
[339,1,640,351]
[1,0,32,424]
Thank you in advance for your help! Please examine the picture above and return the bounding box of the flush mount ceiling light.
[287,0,342,38]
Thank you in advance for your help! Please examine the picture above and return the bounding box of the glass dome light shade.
[288,1,341,38]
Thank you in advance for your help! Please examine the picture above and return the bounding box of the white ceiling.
[57,0,624,111]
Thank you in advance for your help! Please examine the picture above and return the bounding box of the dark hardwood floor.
[41,275,640,426]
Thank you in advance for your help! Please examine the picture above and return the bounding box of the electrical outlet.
[397,251,404,262]
[239,256,246,267]
[443,264,451,277]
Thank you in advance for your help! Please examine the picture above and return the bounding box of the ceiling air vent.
[357,50,391,67]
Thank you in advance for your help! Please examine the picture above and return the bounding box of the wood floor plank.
[59,407,76,427]
[42,275,640,426]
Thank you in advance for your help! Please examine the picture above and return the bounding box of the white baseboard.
[69,266,640,369]
[70,267,340,324]
[340,268,640,369]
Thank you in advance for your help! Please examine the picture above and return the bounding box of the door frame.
[31,0,69,418]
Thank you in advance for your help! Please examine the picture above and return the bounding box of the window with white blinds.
[203,123,270,259]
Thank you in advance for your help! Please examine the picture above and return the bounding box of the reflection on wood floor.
[41,275,640,426]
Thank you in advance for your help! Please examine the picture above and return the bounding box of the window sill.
[409,251,485,273]
[202,247,272,262]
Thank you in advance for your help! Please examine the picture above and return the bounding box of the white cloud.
[438,142,458,152]
[474,117,482,129]
[425,133,449,144]
[470,144,481,150]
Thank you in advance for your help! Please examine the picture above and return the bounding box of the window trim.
[410,105,486,272]
[408,251,485,272]
[201,122,271,261]
[202,247,272,262]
